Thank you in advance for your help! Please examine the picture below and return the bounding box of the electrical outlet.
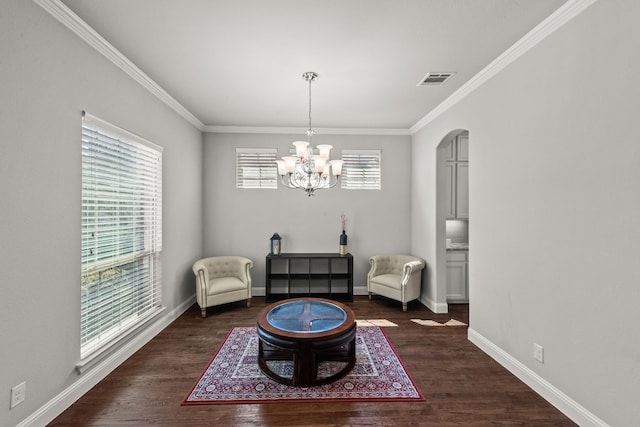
[10,382,26,409]
[533,343,544,363]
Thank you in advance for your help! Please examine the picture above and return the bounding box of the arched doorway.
[436,130,469,311]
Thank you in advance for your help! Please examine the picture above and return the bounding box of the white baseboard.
[353,285,368,295]
[467,328,609,427]
[252,286,369,297]
[253,286,446,310]
[23,297,607,427]
[17,296,196,427]
[419,295,448,314]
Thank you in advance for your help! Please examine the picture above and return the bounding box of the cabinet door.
[456,133,469,161]
[456,163,469,219]
[445,163,456,219]
[446,252,468,302]
[444,136,456,162]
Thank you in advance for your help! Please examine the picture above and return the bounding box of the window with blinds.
[236,148,278,189]
[341,149,382,190]
[81,112,163,359]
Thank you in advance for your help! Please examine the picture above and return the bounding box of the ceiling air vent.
[417,72,456,86]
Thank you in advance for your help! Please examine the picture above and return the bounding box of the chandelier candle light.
[276,72,343,197]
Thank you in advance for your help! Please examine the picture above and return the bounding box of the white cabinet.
[456,133,468,161]
[445,133,468,161]
[444,136,456,162]
[446,250,468,303]
[445,163,456,219]
[456,163,469,219]
[445,133,468,219]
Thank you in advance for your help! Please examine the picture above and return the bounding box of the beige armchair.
[367,254,426,311]
[192,256,253,318]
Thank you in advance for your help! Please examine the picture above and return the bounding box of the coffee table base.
[257,322,357,387]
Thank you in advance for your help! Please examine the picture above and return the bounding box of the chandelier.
[276,72,343,197]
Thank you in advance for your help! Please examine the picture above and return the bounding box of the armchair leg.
[402,302,407,312]
[368,292,372,300]
[201,307,207,318]
[247,298,251,308]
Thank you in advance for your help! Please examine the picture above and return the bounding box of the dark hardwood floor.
[49,296,575,426]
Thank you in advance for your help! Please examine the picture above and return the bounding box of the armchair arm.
[239,258,253,296]
[192,262,210,310]
[192,262,209,286]
[368,256,382,279]
[401,260,425,287]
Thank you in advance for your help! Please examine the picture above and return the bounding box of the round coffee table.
[256,297,356,387]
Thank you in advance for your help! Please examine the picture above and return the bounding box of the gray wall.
[0,1,203,426]
[4,0,637,425]
[412,0,639,425]
[203,132,412,295]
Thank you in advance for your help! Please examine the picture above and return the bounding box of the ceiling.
[60,0,567,131]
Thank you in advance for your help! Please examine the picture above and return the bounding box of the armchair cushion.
[368,273,403,290]
[206,277,247,296]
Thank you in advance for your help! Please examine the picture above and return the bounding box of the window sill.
[75,306,166,374]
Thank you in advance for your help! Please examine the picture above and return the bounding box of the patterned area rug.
[183,326,423,405]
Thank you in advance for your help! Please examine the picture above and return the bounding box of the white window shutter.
[236,148,278,189]
[341,149,381,190]
[81,112,163,359]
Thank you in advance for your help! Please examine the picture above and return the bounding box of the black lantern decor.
[270,233,282,255]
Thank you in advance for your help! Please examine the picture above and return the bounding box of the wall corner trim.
[204,125,411,136]
[419,296,448,314]
[33,0,206,131]
[33,0,598,137]
[409,0,599,134]
[467,328,610,427]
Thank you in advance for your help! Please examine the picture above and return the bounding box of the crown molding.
[34,0,597,136]
[34,0,206,131]
[410,0,599,135]
[34,0,408,136]
[204,125,411,136]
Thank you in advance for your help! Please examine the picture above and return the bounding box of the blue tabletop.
[266,300,347,333]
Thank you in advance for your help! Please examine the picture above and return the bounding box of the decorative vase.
[339,230,348,255]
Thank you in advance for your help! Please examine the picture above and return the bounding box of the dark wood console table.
[265,253,353,302]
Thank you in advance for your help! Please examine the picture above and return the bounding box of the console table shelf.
[265,253,353,302]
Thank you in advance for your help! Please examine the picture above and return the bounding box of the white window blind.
[341,149,381,190]
[236,148,278,189]
[81,112,163,359]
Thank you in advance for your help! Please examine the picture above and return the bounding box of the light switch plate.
[533,343,544,363]
[10,382,26,409]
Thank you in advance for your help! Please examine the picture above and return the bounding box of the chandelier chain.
[307,75,313,138]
